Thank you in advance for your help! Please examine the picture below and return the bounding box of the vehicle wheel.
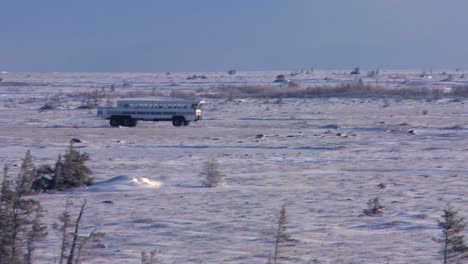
[121,117,132,127]
[183,121,190,126]
[172,118,183,127]
[110,117,120,127]
[130,119,138,127]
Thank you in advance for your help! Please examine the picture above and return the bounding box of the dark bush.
[32,143,93,191]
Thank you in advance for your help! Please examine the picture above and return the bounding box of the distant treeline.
[169,83,468,100]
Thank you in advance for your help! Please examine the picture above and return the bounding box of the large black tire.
[121,117,132,127]
[130,119,138,127]
[172,117,184,127]
[110,117,120,127]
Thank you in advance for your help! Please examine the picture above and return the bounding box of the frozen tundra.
[97,99,205,127]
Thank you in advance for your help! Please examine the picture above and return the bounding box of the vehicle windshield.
[191,102,204,109]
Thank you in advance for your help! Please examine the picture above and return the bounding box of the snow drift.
[86,176,162,192]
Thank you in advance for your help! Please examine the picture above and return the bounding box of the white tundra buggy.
[97,99,205,127]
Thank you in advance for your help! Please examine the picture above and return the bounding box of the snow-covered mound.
[86,176,162,192]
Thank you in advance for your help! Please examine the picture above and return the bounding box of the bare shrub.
[169,90,197,99]
[76,89,106,109]
[39,94,62,111]
[382,100,390,108]
[451,85,468,97]
[67,199,87,264]
[18,97,36,104]
[119,90,165,98]
[268,205,295,264]
[287,80,299,88]
[363,197,384,216]
[441,74,453,82]
[213,85,297,99]
[55,199,105,264]
[274,74,286,82]
[201,159,225,187]
[186,74,207,80]
[350,67,360,74]
[39,103,56,111]
[367,69,379,77]
[0,81,29,87]
[141,249,163,264]
[206,83,455,100]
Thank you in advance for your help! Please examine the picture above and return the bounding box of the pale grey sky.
[1,0,467,72]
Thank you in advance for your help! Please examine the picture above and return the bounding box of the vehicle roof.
[117,99,204,104]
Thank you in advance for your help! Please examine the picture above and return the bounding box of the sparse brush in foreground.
[0,164,47,264]
[67,199,86,264]
[362,197,384,216]
[268,205,294,264]
[434,203,468,264]
[55,198,105,264]
[39,94,62,111]
[201,159,225,187]
[57,199,72,264]
[17,150,36,195]
[142,249,162,264]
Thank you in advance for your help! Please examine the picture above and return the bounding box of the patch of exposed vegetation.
[169,82,468,101]
[362,197,384,216]
[434,203,468,263]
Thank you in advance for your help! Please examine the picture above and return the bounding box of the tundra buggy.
[97,99,204,127]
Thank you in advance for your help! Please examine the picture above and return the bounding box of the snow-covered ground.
[0,70,467,263]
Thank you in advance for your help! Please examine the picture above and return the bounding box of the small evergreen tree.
[0,164,47,264]
[33,144,93,191]
[57,199,72,264]
[0,165,15,263]
[25,203,47,264]
[434,203,468,264]
[268,205,294,264]
[54,154,64,189]
[201,159,225,187]
[17,150,36,195]
[59,143,93,189]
